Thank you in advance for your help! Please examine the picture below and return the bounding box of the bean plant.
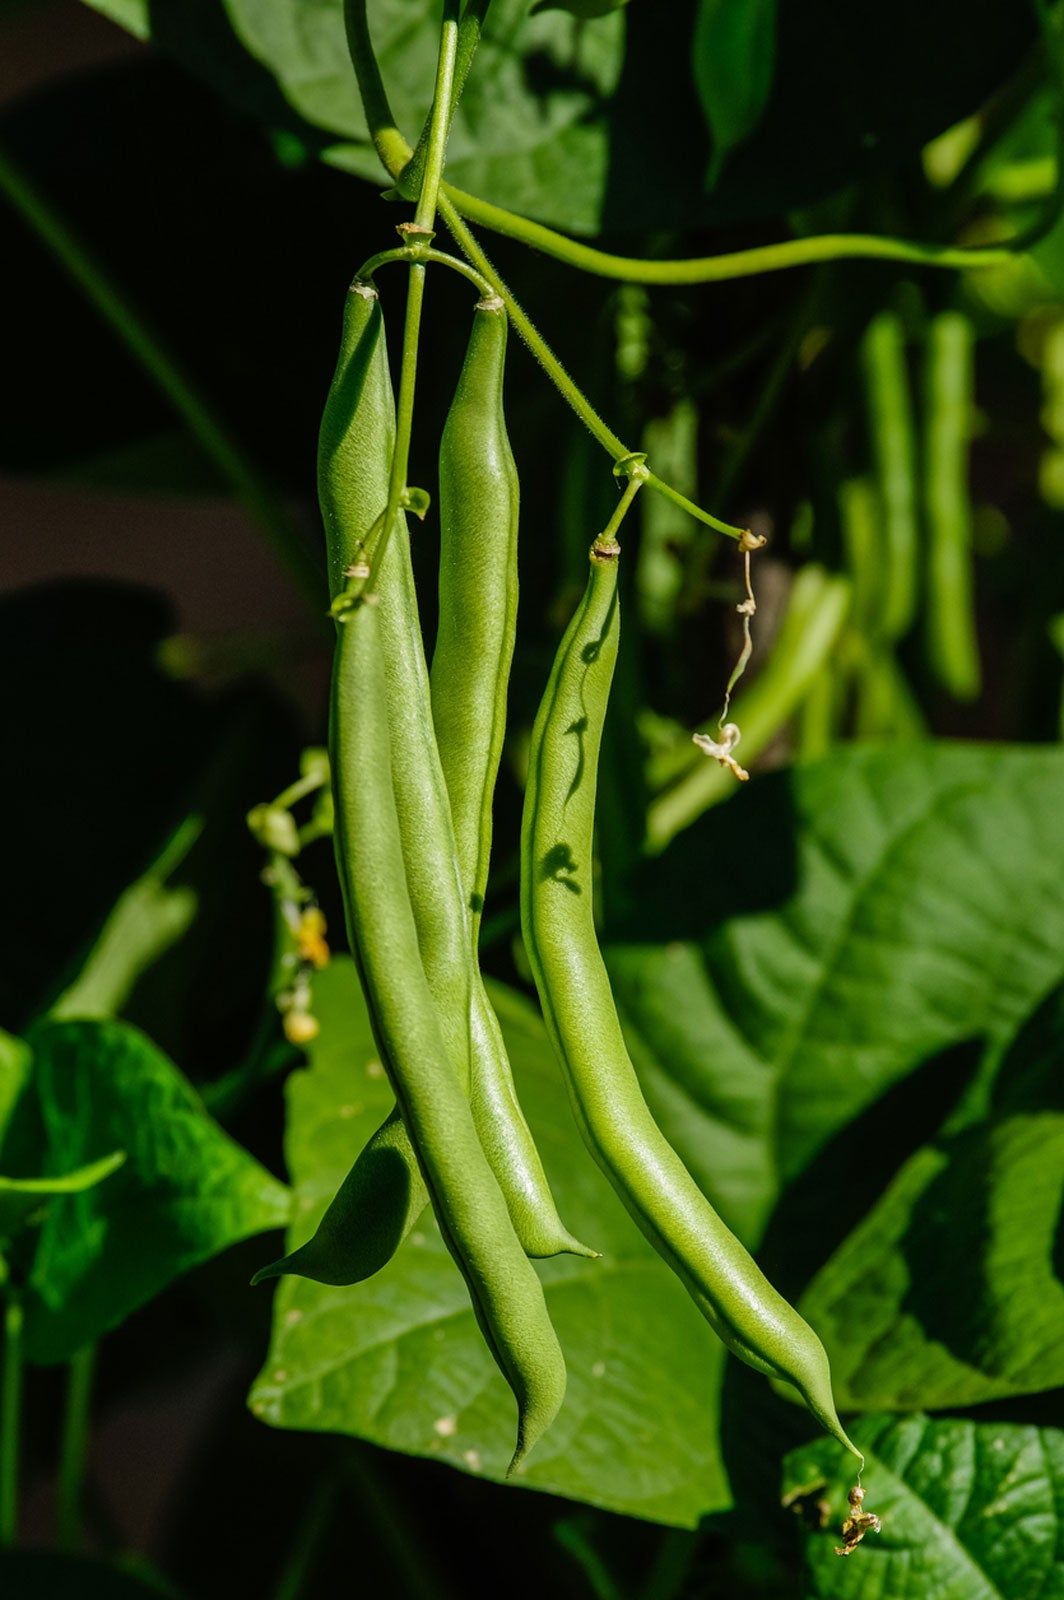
[1,1,1064,1597]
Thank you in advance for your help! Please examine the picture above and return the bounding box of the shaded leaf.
[693,0,777,185]
[799,982,1064,1410]
[784,1414,1064,1599]
[250,957,730,1528]
[606,745,1064,1247]
[19,1019,290,1363]
[0,1152,125,1244]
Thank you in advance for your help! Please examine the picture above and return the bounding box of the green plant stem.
[343,0,1055,291]
[361,2,460,593]
[343,0,747,541]
[342,0,412,179]
[272,772,328,815]
[401,0,493,194]
[365,263,427,593]
[0,144,323,613]
[57,1344,95,1553]
[413,2,460,231]
[437,193,626,450]
[357,244,492,296]
[0,1294,24,1548]
[439,195,746,544]
[439,182,1056,283]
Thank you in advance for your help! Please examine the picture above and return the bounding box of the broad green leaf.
[227,0,625,232]
[798,982,1064,1410]
[783,1414,1064,1599]
[250,957,730,1528]
[254,746,1064,1524]
[19,1019,290,1364]
[0,1152,125,1243]
[693,0,777,184]
[0,1551,179,1598]
[605,745,1064,1247]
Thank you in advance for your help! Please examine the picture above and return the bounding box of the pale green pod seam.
[432,300,594,1260]
[331,596,566,1469]
[520,539,861,1466]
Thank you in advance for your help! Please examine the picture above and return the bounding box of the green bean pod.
[433,298,517,939]
[923,311,981,701]
[862,311,919,641]
[432,299,593,1260]
[320,276,472,1092]
[332,594,566,1469]
[520,535,861,1465]
[258,279,428,1288]
[253,1104,420,1287]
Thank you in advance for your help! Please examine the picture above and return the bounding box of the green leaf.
[226,0,625,232]
[18,1019,290,1364]
[253,745,1064,1524]
[783,1414,1064,1599]
[693,0,777,185]
[79,0,1033,232]
[0,1152,125,1243]
[798,981,1064,1411]
[605,745,1064,1248]
[49,815,202,1023]
[250,957,730,1528]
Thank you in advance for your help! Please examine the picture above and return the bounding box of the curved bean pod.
[520,534,861,1464]
[432,299,593,1259]
[333,594,566,1469]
